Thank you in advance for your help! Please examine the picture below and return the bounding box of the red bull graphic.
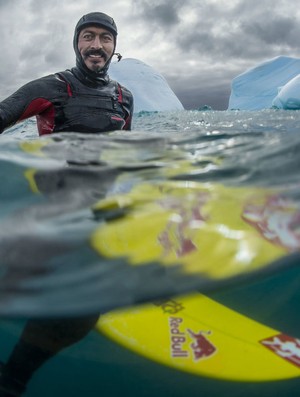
[157,192,210,258]
[187,329,217,361]
[242,195,300,251]
[168,316,217,361]
[155,189,300,260]
[260,333,300,368]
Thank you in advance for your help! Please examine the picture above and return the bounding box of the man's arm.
[0,76,60,134]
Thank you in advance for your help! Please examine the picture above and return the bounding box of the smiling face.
[78,26,115,73]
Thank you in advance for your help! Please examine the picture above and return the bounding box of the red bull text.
[168,317,217,361]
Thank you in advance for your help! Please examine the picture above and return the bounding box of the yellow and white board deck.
[97,293,300,382]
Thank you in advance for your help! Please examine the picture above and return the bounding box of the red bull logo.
[242,195,300,251]
[187,329,217,361]
[168,317,217,361]
[260,333,300,368]
[157,192,209,258]
[169,317,189,358]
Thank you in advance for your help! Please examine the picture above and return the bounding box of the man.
[0,12,133,135]
[0,12,133,397]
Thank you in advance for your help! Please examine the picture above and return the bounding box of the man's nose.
[91,36,102,48]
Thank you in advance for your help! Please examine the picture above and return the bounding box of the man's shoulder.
[54,69,74,82]
[119,83,133,97]
[21,73,66,90]
[110,79,133,100]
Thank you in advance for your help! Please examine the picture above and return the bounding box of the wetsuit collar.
[71,66,110,86]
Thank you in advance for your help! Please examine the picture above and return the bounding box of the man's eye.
[83,34,93,40]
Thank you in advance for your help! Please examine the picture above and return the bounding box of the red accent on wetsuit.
[18,98,55,135]
[117,83,131,130]
[123,115,131,130]
[36,105,55,135]
[66,83,73,97]
[117,84,123,103]
[18,98,52,121]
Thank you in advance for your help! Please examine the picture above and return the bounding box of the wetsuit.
[0,67,133,135]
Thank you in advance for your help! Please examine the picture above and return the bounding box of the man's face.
[78,26,115,72]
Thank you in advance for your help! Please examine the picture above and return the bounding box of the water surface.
[0,109,300,397]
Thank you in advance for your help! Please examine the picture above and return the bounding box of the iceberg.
[228,56,300,110]
[109,58,184,113]
[272,74,300,109]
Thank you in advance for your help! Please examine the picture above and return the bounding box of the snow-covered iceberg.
[109,58,184,113]
[228,56,300,110]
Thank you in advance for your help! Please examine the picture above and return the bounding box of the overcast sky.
[0,0,300,110]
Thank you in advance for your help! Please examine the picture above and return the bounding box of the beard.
[82,49,109,72]
[88,62,104,73]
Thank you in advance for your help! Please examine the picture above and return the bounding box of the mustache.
[83,49,108,60]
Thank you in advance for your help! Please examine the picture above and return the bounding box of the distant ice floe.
[228,56,300,110]
[109,58,184,113]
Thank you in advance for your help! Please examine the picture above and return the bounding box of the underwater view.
[0,109,300,396]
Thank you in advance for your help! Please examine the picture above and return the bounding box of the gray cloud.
[172,1,300,62]
[242,16,299,46]
[133,0,183,27]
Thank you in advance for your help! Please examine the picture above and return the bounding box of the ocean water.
[0,109,300,396]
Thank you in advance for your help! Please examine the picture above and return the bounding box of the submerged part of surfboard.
[0,134,299,317]
[90,179,300,305]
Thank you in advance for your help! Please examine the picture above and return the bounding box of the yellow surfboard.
[91,180,298,282]
[97,292,300,382]
[20,138,300,383]
[92,180,300,382]
[21,136,300,285]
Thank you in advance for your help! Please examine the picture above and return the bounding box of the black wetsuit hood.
[73,12,118,83]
